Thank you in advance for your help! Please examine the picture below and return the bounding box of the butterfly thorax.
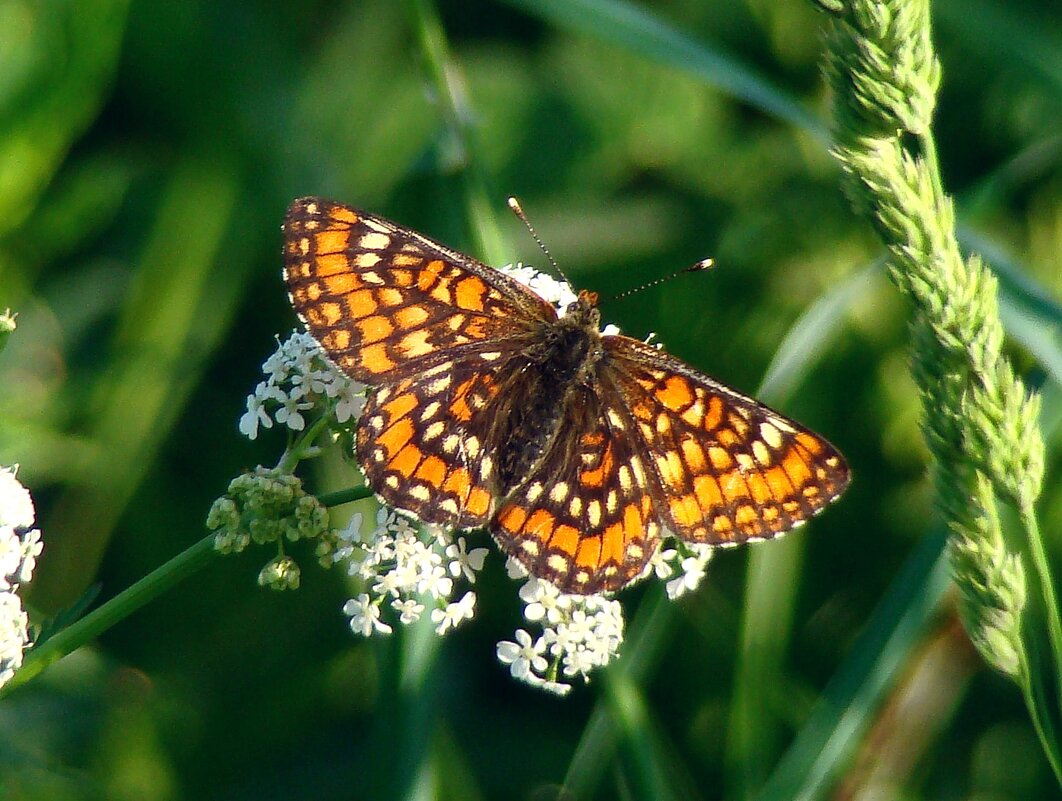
[494,291,604,494]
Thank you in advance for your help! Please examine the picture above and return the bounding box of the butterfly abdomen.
[494,320,602,494]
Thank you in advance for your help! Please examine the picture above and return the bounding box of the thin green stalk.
[3,533,218,698]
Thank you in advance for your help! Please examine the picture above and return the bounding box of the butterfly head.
[563,289,601,331]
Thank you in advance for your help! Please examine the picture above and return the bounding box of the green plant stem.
[1021,503,1062,724]
[3,533,218,698]
[319,486,375,508]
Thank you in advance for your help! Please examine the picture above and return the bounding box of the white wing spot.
[760,422,783,449]
[359,232,391,250]
[550,482,570,502]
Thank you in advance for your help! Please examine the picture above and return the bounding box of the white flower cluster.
[0,465,44,688]
[497,561,624,696]
[495,542,714,694]
[334,508,489,637]
[240,331,366,440]
[645,541,715,600]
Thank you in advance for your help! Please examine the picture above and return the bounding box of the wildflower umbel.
[218,265,724,694]
[0,465,44,689]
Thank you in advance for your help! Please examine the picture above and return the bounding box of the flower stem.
[3,534,218,698]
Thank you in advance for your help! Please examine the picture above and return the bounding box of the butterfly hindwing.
[602,335,850,546]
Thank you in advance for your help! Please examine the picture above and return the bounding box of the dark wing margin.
[602,335,849,547]
[283,197,557,383]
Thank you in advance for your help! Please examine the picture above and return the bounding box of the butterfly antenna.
[507,197,573,288]
[611,258,715,301]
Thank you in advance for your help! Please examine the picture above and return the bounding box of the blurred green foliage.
[0,0,1060,799]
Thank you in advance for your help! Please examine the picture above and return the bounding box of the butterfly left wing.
[601,335,849,546]
[491,384,662,594]
[284,197,557,384]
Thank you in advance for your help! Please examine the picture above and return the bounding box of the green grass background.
[1,0,1060,799]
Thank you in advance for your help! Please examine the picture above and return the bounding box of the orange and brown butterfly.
[282,197,849,595]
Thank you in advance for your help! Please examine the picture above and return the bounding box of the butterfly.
[283,198,849,594]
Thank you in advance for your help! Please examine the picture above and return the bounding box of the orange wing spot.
[656,375,694,409]
[735,504,759,530]
[693,474,724,511]
[429,282,453,304]
[345,289,377,319]
[603,519,626,564]
[580,444,614,488]
[780,450,813,487]
[382,392,418,420]
[680,439,706,472]
[703,395,725,431]
[417,260,446,291]
[622,503,644,546]
[315,229,349,254]
[655,450,685,490]
[575,536,602,570]
[498,503,528,532]
[764,466,795,498]
[395,304,430,329]
[795,433,823,454]
[708,446,731,469]
[322,329,351,351]
[309,302,344,327]
[581,431,607,448]
[376,417,415,456]
[670,494,701,527]
[713,514,733,533]
[744,470,774,505]
[391,254,422,267]
[323,272,359,295]
[467,487,491,517]
[716,428,740,447]
[719,471,750,503]
[526,509,556,535]
[391,269,414,286]
[549,524,580,557]
[356,315,394,343]
[443,466,471,498]
[361,343,396,374]
[450,380,476,422]
[377,287,403,307]
[414,455,447,487]
[315,253,351,276]
[630,400,654,422]
[463,317,490,338]
[389,444,423,478]
[398,329,433,357]
[329,207,359,224]
[762,505,780,524]
[455,277,487,312]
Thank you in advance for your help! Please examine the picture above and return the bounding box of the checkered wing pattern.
[285,198,555,527]
[492,385,661,594]
[604,336,849,545]
[283,198,556,382]
[284,197,851,595]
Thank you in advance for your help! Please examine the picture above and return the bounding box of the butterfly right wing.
[284,197,557,384]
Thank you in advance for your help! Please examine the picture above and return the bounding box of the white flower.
[0,529,21,590]
[0,466,34,529]
[0,591,29,687]
[497,629,548,680]
[506,556,530,580]
[391,598,424,625]
[418,565,454,600]
[519,578,571,624]
[446,537,488,582]
[431,591,476,635]
[15,529,42,584]
[239,332,365,440]
[344,594,392,636]
[665,546,713,600]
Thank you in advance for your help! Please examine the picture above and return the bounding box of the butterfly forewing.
[283,198,555,383]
